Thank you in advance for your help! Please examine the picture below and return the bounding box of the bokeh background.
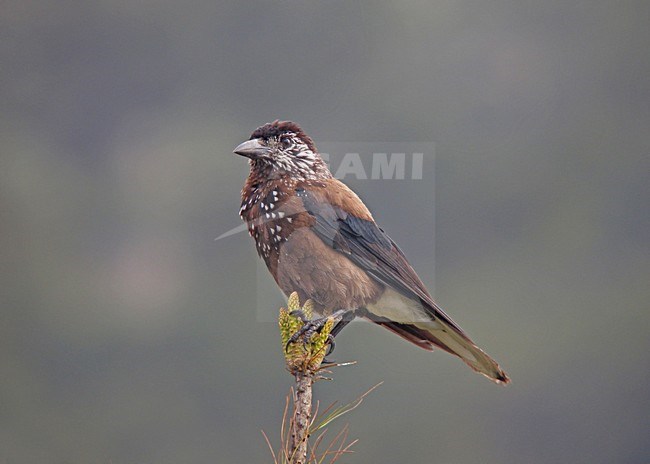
[2,1,649,463]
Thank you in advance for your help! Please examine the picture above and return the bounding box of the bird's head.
[233,120,331,180]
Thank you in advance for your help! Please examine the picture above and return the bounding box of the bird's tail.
[375,318,510,385]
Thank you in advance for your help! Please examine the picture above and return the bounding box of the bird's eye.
[280,136,292,150]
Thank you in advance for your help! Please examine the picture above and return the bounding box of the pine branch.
[270,292,380,464]
[279,293,333,464]
[290,369,312,463]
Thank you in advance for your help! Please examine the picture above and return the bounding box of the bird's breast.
[242,185,304,259]
[274,228,383,315]
[240,180,382,314]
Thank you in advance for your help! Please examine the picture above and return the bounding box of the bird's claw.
[320,334,337,364]
[325,334,335,356]
[284,315,334,355]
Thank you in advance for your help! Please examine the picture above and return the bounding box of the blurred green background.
[1,1,649,463]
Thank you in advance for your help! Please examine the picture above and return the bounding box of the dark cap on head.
[250,120,316,152]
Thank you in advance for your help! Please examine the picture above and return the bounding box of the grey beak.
[233,138,269,159]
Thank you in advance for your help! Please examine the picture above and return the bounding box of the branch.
[290,369,312,463]
[271,293,380,464]
[279,293,333,464]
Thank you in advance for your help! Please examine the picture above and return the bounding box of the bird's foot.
[285,315,331,352]
[285,309,347,358]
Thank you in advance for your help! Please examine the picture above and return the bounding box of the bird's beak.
[233,138,269,159]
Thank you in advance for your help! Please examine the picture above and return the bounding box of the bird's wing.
[294,180,509,384]
[298,180,466,335]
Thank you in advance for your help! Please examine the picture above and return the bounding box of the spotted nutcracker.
[233,120,509,384]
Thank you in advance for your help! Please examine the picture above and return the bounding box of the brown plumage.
[234,120,510,385]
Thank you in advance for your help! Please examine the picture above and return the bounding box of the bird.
[233,120,510,385]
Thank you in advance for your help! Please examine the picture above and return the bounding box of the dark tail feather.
[370,318,510,385]
[375,320,435,351]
